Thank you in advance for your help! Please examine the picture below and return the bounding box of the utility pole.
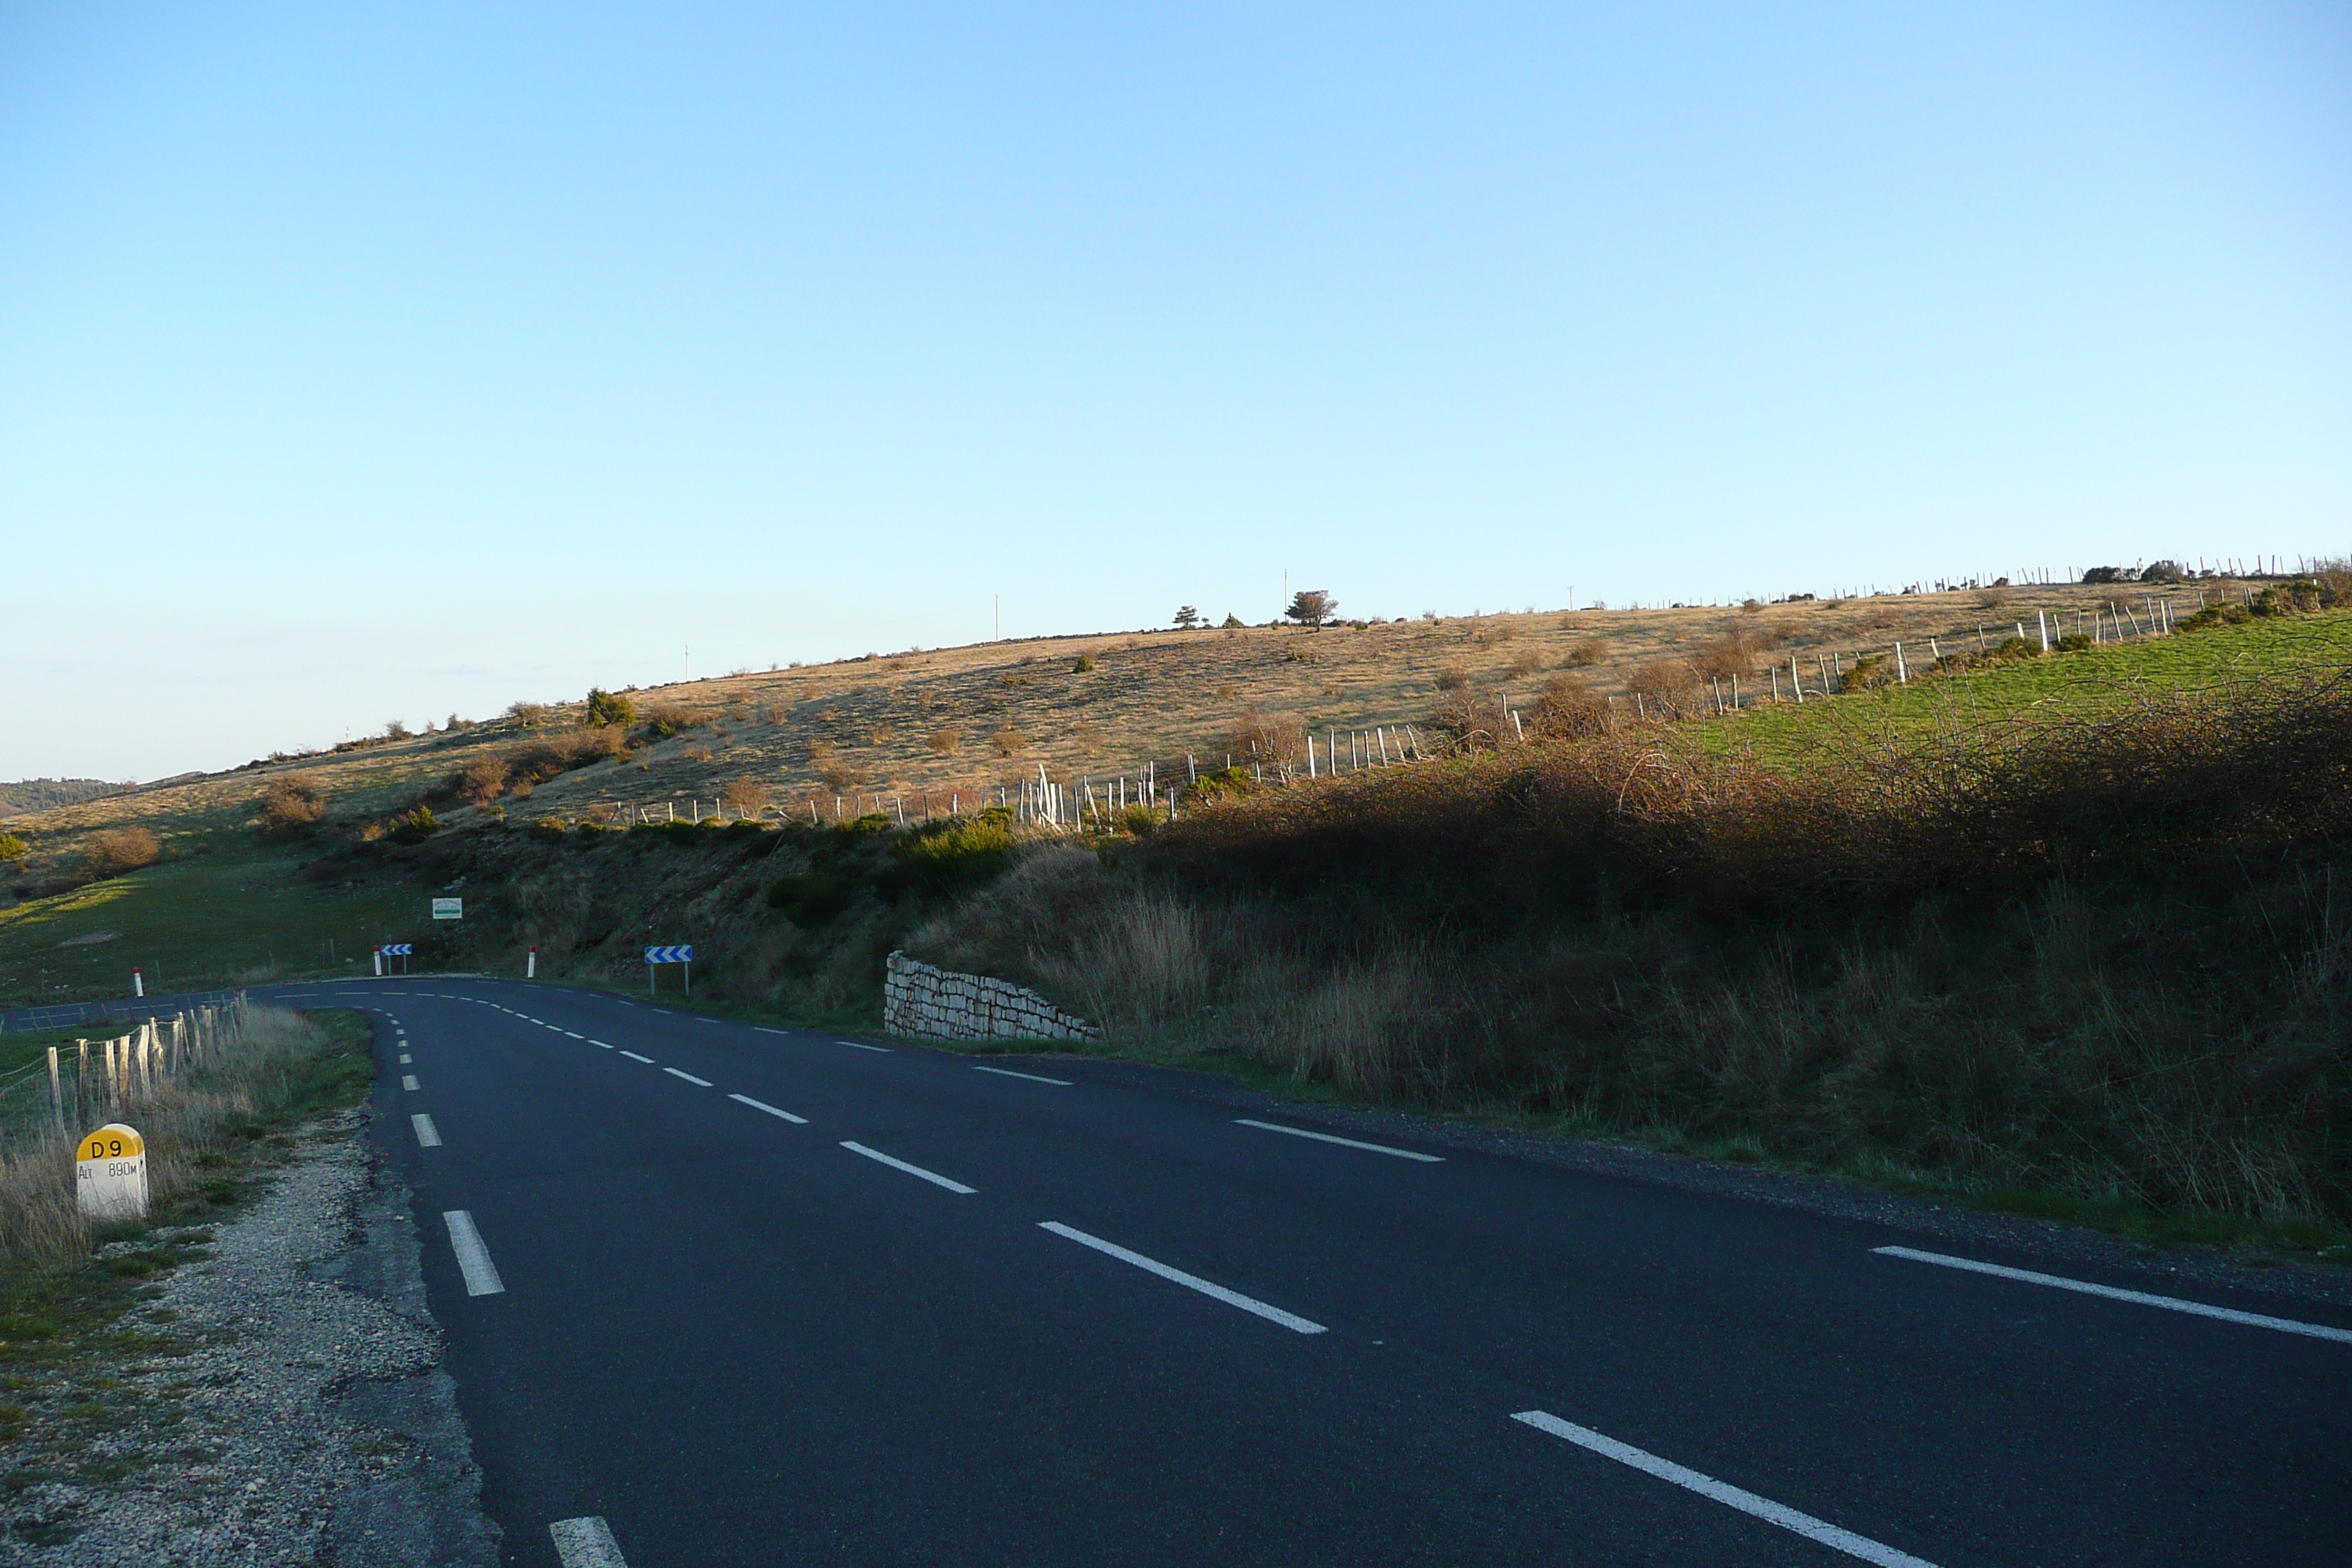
[995,595,1000,641]
[684,646,690,682]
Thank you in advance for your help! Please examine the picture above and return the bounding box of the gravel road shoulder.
[7,1111,497,1567]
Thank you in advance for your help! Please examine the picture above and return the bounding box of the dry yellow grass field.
[4,578,2239,862]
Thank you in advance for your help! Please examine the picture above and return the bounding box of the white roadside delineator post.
[132,969,144,998]
[77,1123,148,1221]
[527,946,538,981]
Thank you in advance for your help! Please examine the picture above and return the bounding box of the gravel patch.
[8,1114,498,1567]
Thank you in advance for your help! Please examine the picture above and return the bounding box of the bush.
[2180,601,2253,633]
[895,815,1017,894]
[927,730,962,755]
[259,774,328,835]
[1433,665,1469,693]
[722,776,772,815]
[990,728,1029,758]
[388,807,440,845]
[2054,633,2093,652]
[1073,655,1096,673]
[454,756,510,805]
[1560,640,1608,668]
[0,833,26,862]
[1624,657,1700,717]
[85,828,161,876]
[1527,675,1606,739]
[587,688,636,728]
[2082,565,2136,585]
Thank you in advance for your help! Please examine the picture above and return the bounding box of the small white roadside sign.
[76,1123,148,1221]
[432,898,463,921]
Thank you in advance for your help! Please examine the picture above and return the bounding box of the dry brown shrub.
[1692,625,1771,680]
[682,743,714,761]
[1507,649,1544,678]
[1226,709,1305,771]
[260,773,328,832]
[1431,690,1510,750]
[927,730,962,755]
[1624,657,1701,717]
[1527,674,1606,739]
[85,828,161,876]
[1214,683,1239,701]
[990,728,1030,758]
[454,757,510,806]
[1433,664,1469,693]
[1561,640,1607,668]
[722,776,772,814]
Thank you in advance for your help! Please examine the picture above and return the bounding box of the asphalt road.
[258,979,2352,1563]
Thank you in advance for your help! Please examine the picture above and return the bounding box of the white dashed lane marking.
[729,1094,807,1124]
[1873,1246,2352,1344]
[445,1210,506,1296]
[973,1065,1073,1086]
[664,1068,713,1087]
[1511,1411,1941,1568]
[838,1040,892,1053]
[619,1051,655,1064]
[840,1142,976,1194]
[1038,1222,1326,1335]
[1234,1118,1444,1162]
[401,1075,420,1092]
[550,1515,630,1567]
[412,1114,442,1147]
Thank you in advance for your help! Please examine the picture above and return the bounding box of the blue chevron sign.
[644,946,694,964]
[380,943,415,957]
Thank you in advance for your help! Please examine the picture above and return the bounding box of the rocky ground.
[3,1115,497,1566]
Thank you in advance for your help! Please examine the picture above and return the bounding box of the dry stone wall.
[883,951,1099,1043]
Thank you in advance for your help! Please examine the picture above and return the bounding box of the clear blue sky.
[4,2,2347,780]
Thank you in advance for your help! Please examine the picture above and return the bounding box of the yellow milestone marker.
[76,1123,148,1221]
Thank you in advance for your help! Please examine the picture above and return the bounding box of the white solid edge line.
[1511,1411,1938,1567]
[663,1067,714,1087]
[973,1065,1074,1085]
[444,1210,506,1297]
[1233,1117,1444,1161]
[619,1050,655,1063]
[839,1040,892,1052]
[1872,1245,2352,1344]
[549,1514,629,1568]
[840,1141,976,1193]
[728,1093,807,1124]
[1038,1221,1327,1335]
[401,1075,420,1092]
[410,1113,442,1147]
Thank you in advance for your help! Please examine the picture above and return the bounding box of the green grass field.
[0,845,437,1009]
[1705,608,2352,763]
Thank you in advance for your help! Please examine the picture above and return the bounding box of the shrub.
[86,827,162,875]
[1226,710,1305,772]
[1433,665,1469,693]
[1624,657,1701,717]
[1560,640,1607,668]
[587,688,635,728]
[2180,602,2253,632]
[0,833,26,862]
[1692,627,1769,681]
[722,776,772,815]
[454,756,510,805]
[2141,559,2187,584]
[990,728,1029,758]
[1073,655,1096,673]
[1527,675,1606,739]
[388,807,440,845]
[1507,650,1544,678]
[894,815,1017,893]
[1431,690,1509,750]
[260,773,328,835]
[1221,614,1244,629]
[507,701,552,728]
[2054,633,2093,652]
[927,730,962,755]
